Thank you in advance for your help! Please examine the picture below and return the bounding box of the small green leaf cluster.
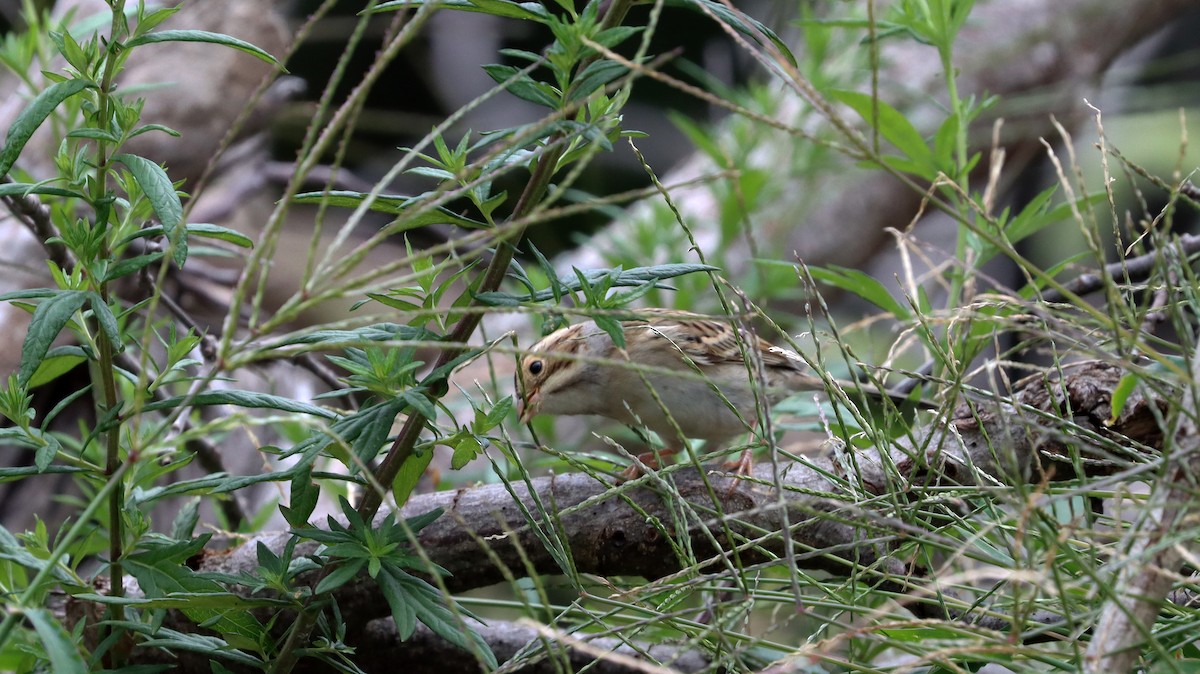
[292,499,496,668]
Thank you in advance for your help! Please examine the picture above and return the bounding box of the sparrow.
[515,309,921,475]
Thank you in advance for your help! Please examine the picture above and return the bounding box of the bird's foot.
[619,449,677,480]
[720,448,754,477]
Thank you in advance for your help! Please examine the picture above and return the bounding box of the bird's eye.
[528,360,544,376]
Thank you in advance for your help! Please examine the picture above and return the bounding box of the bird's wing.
[633,311,804,370]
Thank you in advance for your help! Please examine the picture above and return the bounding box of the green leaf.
[291,190,489,229]
[392,449,435,505]
[275,324,441,348]
[24,608,85,674]
[932,113,960,173]
[0,464,87,481]
[87,293,123,352]
[451,435,482,470]
[33,434,61,472]
[807,265,910,319]
[476,263,719,305]
[830,89,935,179]
[126,540,265,651]
[66,128,120,142]
[27,348,87,388]
[280,471,319,527]
[124,30,280,67]
[377,567,419,639]
[112,153,185,265]
[1007,189,1105,248]
[0,288,57,302]
[101,251,165,282]
[592,25,642,49]
[128,122,181,139]
[1109,373,1139,423]
[140,390,338,419]
[314,558,366,595]
[370,0,551,22]
[172,498,200,540]
[483,64,559,108]
[0,523,75,582]
[0,182,87,200]
[137,628,261,667]
[568,60,627,102]
[400,390,437,421]
[0,79,94,177]
[483,396,513,430]
[669,0,796,67]
[382,567,497,668]
[19,291,88,387]
[185,223,253,248]
[121,222,254,249]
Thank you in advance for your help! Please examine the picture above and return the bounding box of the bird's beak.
[518,389,539,424]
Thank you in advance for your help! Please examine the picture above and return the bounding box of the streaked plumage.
[515,309,830,458]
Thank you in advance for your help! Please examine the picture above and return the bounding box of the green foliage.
[293,499,498,667]
[1,0,1192,672]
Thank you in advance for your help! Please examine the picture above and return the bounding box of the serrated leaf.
[451,435,482,470]
[19,291,88,387]
[0,79,94,177]
[125,30,280,67]
[126,544,265,651]
[112,153,185,265]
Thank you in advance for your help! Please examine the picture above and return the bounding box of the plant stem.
[93,3,128,665]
